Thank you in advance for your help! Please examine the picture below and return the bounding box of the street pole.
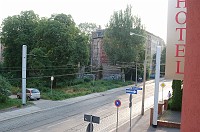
[135,62,137,86]
[90,115,93,132]
[153,46,161,127]
[116,107,119,132]
[130,32,148,116]
[162,86,163,103]
[129,94,132,132]
[141,39,147,115]
[51,76,54,95]
[22,45,27,105]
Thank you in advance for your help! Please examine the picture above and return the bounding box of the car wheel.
[37,98,40,100]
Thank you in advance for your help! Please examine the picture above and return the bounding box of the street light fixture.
[130,32,148,115]
[51,76,54,95]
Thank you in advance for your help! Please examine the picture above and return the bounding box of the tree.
[1,10,39,80]
[104,5,146,65]
[78,22,98,35]
[0,75,12,103]
[1,11,90,87]
[32,13,89,84]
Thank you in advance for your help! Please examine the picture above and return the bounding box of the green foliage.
[171,80,182,111]
[1,11,39,81]
[0,98,33,110]
[104,5,145,64]
[0,98,21,110]
[41,80,132,100]
[78,22,98,35]
[1,11,90,87]
[167,98,172,110]
[0,75,12,103]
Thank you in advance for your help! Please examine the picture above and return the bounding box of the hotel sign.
[165,0,187,80]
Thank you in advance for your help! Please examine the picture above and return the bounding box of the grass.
[0,98,33,110]
[0,79,133,110]
[0,80,133,111]
[41,80,133,100]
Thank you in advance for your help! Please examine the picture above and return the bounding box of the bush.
[0,94,8,103]
[168,98,172,110]
[0,75,12,103]
[27,79,44,88]
[171,80,182,111]
[10,87,21,94]
[84,78,91,82]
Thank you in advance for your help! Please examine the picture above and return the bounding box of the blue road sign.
[126,90,137,94]
[115,100,121,107]
[131,86,142,90]
[126,88,132,91]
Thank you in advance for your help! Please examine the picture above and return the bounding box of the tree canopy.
[0,11,89,86]
[78,22,98,35]
[103,5,146,64]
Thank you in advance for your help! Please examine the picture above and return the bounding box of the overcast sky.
[0,0,168,42]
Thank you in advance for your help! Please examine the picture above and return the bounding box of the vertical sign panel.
[165,0,187,80]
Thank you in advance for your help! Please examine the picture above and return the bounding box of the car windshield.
[31,89,39,93]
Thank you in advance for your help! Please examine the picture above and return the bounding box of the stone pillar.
[181,0,200,131]
[150,108,154,125]
[164,100,168,110]
[158,103,164,115]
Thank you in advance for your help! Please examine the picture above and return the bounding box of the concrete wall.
[181,0,200,131]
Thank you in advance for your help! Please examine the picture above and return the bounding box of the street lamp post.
[130,32,148,115]
[141,41,147,115]
[51,76,54,95]
[135,62,137,86]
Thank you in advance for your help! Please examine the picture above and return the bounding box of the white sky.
[0,0,168,42]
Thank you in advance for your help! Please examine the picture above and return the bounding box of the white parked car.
[17,88,40,100]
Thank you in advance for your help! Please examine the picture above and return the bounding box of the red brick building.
[181,0,200,131]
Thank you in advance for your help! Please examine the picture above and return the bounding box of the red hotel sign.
[165,0,186,80]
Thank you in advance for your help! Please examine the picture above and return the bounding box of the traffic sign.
[160,82,166,88]
[132,86,142,90]
[126,87,142,91]
[84,114,100,124]
[126,90,137,94]
[115,100,121,107]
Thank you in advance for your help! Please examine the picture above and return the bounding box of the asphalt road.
[0,79,172,132]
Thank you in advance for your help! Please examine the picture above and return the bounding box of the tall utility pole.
[153,46,161,127]
[130,32,148,116]
[141,43,147,115]
[22,45,27,105]
[135,62,138,86]
[90,39,93,73]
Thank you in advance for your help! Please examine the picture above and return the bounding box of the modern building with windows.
[146,31,166,77]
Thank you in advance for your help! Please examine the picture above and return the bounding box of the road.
[0,79,172,132]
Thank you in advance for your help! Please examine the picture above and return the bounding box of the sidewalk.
[115,109,180,132]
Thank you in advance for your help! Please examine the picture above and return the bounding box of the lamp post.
[130,32,148,115]
[135,62,138,86]
[51,76,54,95]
